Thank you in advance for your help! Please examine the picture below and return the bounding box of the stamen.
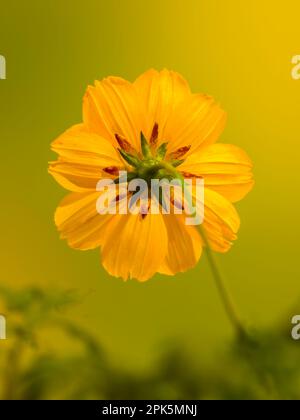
[150,123,159,145]
[169,145,191,160]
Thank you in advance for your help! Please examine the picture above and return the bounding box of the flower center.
[114,125,190,186]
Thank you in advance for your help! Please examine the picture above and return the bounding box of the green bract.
[117,132,184,185]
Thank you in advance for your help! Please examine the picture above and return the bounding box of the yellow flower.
[49,69,254,282]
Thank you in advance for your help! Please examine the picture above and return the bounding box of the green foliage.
[0,286,300,400]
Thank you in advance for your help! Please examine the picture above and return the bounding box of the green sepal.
[171,159,184,167]
[140,132,152,158]
[118,149,140,167]
[156,142,168,160]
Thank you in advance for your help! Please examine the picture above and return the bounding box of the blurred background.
[0,0,300,399]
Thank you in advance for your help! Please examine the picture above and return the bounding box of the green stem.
[170,168,247,338]
[198,226,248,339]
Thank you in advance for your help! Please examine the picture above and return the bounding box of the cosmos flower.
[49,69,254,281]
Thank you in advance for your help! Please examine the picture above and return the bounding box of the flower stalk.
[198,225,248,340]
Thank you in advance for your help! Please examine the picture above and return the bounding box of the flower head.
[49,69,254,281]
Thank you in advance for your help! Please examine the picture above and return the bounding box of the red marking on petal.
[103,166,119,176]
[169,145,191,160]
[181,172,204,180]
[150,123,159,145]
[181,171,195,179]
[113,193,127,203]
[171,198,185,211]
[139,200,151,220]
[115,134,135,153]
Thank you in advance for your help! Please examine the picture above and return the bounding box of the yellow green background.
[1,0,300,375]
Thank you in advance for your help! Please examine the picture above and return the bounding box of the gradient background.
[1,0,300,386]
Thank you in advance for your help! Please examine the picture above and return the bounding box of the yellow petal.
[201,188,240,253]
[158,214,202,275]
[180,143,254,202]
[101,212,168,282]
[49,124,124,192]
[83,77,145,151]
[164,94,227,155]
[55,192,114,250]
[134,69,191,141]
